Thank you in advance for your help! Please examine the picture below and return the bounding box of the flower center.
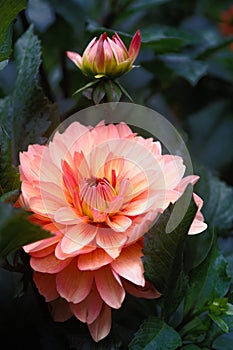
[80,173,117,222]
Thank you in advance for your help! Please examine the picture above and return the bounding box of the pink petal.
[161,155,186,189]
[56,260,93,303]
[61,222,98,253]
[33,272,59,301]
[94,266,125,308]
[115,122,134,138]
[66,51,82,68]
[54,207,82,225]
[96,227,127,258]
[29,243,57,258]
[70,284,103,324]
[123,280,161,299]
[78,249,113,271]
[128,30,141,62]
[30,253,72,273]
[188,193,207,235]
[111,243,145,286]
[94,33,105,72]
[88,303,111,342]
[112,33,128,55]
[55,240,96,260]
[19,144,45,182]
[23,234,60,254]
[49,298,73,322]
[106,215,132,232]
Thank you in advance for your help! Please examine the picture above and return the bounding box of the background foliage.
[0,0,233,349]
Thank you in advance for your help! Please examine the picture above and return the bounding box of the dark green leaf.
[209,313,229,333]
[104,80,122,102]
[0,25,58,163]
[197,36,233,60]
[184,239,230,317]
[0,0,27,61]
[180,315,211,343]
[143,186,197,318]
[188,101,233,170]
[129,317,181,350]
[0,189,20,203]
[181,345,205,350]
[193,163,233,231]
[0,126,20,194]
[162,55,208,86]
[0,202,52,257]
[92,81,106,104]
[213,332,233,350]
[73,80,98,96]
[141,26,195,53]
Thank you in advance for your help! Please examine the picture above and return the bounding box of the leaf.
[73,80,98,96]
[181,345,205,350]
[141,26,195,53]
[161,55,208,86]
[0,25,58,164]
[193,163,233,231]
[0,126,20,194]
[184,238,231,317]
[92,81,106,104]
[129,317,182,350]
[0,0,27,61]
[188,100,233,170]
[197,36,233,59]
[0,202,52,257]
[213,332,233,350]
[143,186,197,318]
[104,80,122,102]
[209,313,229,333]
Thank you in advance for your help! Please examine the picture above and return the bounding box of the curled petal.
[123,280,161,299]
[188,193,208,235]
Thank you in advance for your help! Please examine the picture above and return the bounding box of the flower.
[219,6,233,50]
[18,121,207,342]
[66,30,141,79]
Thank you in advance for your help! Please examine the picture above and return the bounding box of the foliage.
[0,0,233,348]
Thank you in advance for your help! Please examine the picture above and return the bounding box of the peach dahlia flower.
[18,121,207,342]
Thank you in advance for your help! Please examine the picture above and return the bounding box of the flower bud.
[67,30,141,79]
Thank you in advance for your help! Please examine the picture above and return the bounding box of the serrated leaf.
[184,239,230,317]
[0,25,58,164]
[129,317,181,350]
[193,163,233,231]
[0,0,28,61]
[0,202,52,257]
[0,126,20,194]
[143,186,197,317]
